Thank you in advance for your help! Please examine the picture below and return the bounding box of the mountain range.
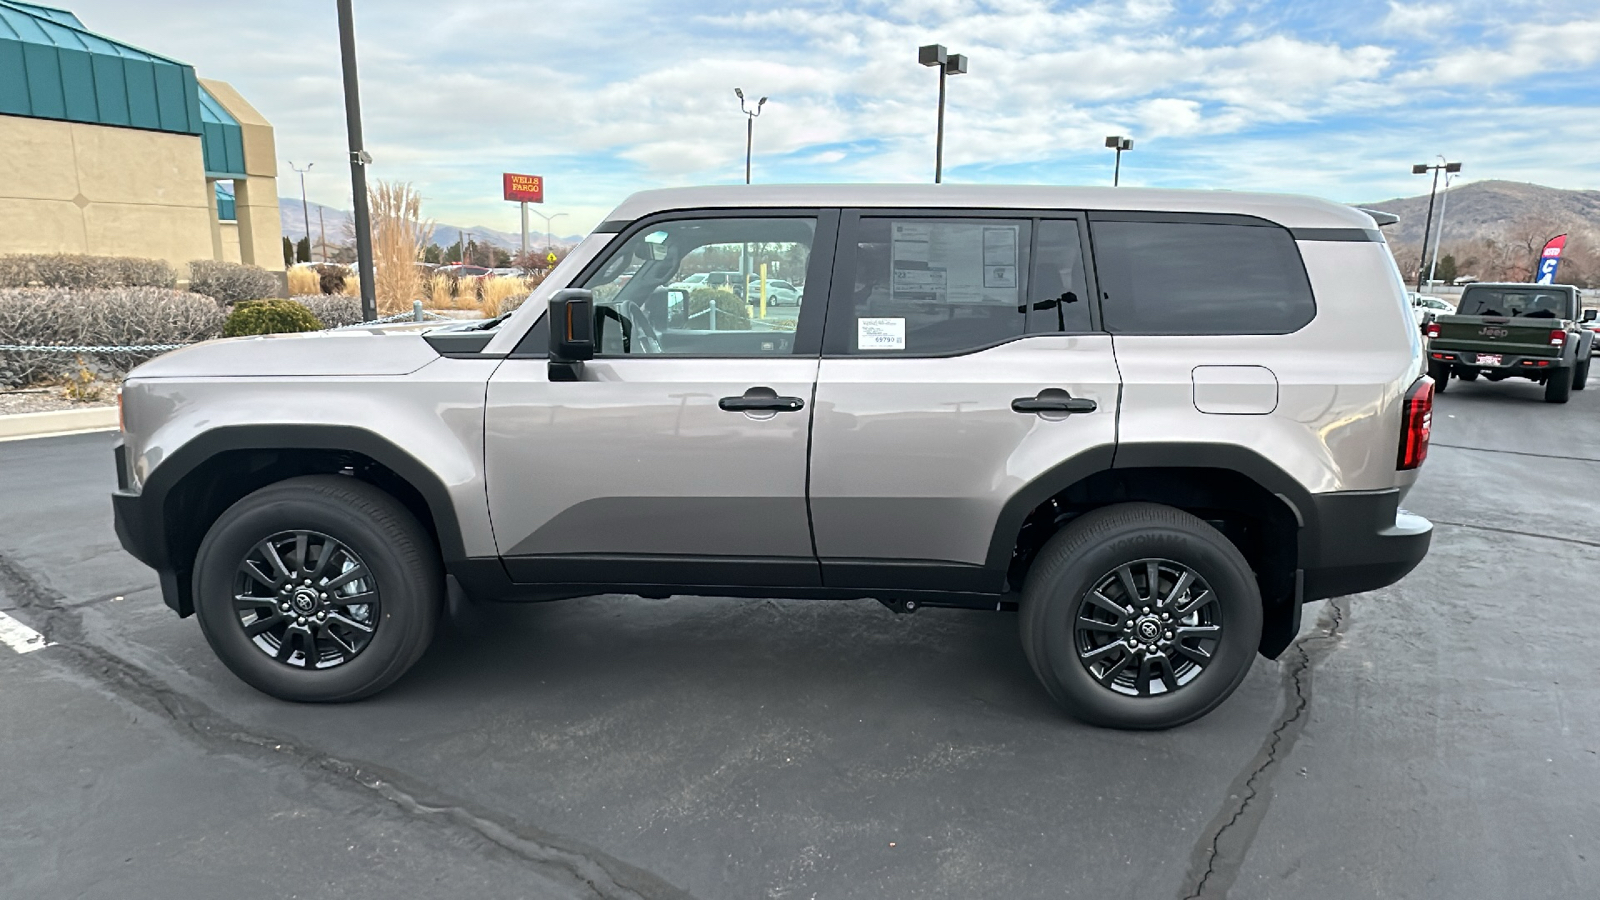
[1360,180,1600,247]
[278,198,583,254]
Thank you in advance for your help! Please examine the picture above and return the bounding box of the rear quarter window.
[1091,220,1315,335]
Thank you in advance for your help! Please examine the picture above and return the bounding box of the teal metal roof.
[198,84,245,178]
[0,3,246,177]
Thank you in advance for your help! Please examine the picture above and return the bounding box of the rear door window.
[1090,219,1315,335]
[828,215,1092,356]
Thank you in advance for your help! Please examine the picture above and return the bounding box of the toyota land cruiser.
[112,185,1433,729]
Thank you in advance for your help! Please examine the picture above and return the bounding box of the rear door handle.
[1012,389,1097,414]
[719,386,805,413]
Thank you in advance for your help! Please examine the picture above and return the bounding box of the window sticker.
[858,317,906,350]
[889,221,1019,305]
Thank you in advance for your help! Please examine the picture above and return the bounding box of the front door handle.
[1012,389,1097,414]
[719,386,806,413]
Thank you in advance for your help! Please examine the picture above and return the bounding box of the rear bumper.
[1428,347,1565,371]
[1301,489,1432,601]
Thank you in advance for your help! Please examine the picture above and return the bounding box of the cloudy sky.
[58,0,1600,234]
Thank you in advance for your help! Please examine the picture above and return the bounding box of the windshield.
[1457,287,1572,319]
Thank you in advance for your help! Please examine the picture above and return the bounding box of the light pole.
[1426,156,1462,288]
[336,0,376,322]
[918,44,968,184]
[287,161,312,260]
[734,88,766,184]
[1411,159,1462,293]
[529,210,568,261]
[1104,136,1133,186]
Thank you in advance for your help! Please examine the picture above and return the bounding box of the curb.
[0,407,118,442]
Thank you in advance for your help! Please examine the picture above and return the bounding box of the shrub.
[0,254,176,289]
[670,287,750,331]
[313,263,349,296]
[223,299,325,337]
[292,296,364,328]
[189,259,280,304]
[0,287,225,388]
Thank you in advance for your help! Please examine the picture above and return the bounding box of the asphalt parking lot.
[2,376,1597,900]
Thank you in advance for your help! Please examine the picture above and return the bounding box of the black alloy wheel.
[194,475,442,702]
[233,530,380,669]
[1073,559,1223,697]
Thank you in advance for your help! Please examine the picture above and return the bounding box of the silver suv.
[113,185,1434,729]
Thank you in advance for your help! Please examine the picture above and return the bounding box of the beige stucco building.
[0,3,283,281]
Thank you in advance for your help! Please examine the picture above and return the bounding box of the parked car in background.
[746,277,802,306]
[1409,292,1455,328]
[436,264,493,282]
[1424,283,1593,402]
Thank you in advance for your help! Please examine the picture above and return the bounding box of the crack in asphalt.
[1178,596,1348,900]
[1430,519,1600,550]
[0,551,697,900]
[1430,442,1600,464]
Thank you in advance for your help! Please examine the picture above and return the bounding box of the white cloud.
[51,0,1600,233]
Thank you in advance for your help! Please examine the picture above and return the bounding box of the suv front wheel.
[193,475,443,702]
[1020,503,1263,730]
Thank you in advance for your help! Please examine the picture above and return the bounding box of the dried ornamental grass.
[478,275,534,318]
[287,266,321,296]
[368,181,433,313]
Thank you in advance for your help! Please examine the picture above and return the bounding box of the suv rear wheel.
[1019,503,1263,730]
[193,475,443,702]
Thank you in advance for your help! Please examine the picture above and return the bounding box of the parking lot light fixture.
[1427,157,1463,288]
[1412,159,1462,292]
[920,45,967,184]
[735,88,767,185]
[1105,136,1133,186]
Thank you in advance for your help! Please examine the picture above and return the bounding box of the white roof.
[602,184,1378,231]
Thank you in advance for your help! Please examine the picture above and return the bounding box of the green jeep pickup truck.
[1425,283,1595,403]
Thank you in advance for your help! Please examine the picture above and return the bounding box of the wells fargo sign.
[503,173,543,203]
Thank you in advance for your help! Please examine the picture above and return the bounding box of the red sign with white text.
[503,173,543,203]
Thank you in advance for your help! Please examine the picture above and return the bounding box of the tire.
[1573,358,1589,391]
[193,475,444,702]
[1428,360,1450,391]
[1545,364,1574,404]
[1019,503,1263,730]
[1457,369,1479,382]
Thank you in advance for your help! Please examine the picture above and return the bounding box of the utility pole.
[734,88,766,184]
[288,161,313,259]
[919,45,968,184]
[337,0,376,322]
[317,207,327,262]
[1411,159,1462,293]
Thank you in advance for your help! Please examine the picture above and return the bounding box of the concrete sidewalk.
[0,407,118,443]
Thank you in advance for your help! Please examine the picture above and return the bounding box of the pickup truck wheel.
[1019,503,1262,730]
[1544,364,1574,404]
[193,475,443,702]
[1573,358,1590,391]
[1428,361,1450,392]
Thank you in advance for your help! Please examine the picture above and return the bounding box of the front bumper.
[1301,489,1432,601]
[112,442,190,616]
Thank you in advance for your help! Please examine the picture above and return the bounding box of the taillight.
[1549,329,1566,347]
[1398,377,1433,470]
[1424,322,1441,339]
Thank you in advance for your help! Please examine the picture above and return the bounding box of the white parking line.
[0,610,52,654]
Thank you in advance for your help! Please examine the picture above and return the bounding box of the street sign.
[503,173,543,203]
[546,251,558,266]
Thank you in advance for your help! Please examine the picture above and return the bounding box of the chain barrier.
[0,309,454,354]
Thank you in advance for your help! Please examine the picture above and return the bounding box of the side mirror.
[1583,308,1597,323]
[547,289,594,382]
